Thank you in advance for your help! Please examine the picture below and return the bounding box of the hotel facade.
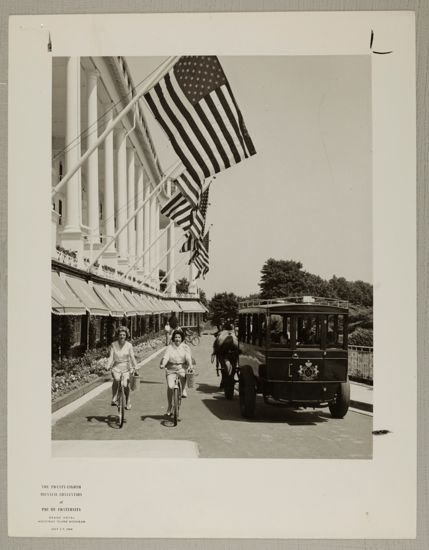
[51,56,206,357]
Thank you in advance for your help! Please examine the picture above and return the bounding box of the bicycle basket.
[130,372,139,391]
[186,370,195,389]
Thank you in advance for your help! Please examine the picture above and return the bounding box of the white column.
[102,107,116,261]
[156,202,161,290]
[189,261,198,295]
[143,176,151,278]
[62,56,83,258]
[166,223,175,295]
[149,192,157,285]
[86,68,100,241]
[127,147,136,264]
[136,165,144,272]
[115,128,128,263]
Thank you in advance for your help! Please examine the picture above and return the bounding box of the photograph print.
[50,53,373,459]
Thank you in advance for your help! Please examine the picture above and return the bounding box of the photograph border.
[1,1,428,549]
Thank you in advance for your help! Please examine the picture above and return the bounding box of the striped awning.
[176,300,206,313]
[51,272,86,315]
[92,284,124,317]
[66,277,110,316]
[122,290,146,315]
[108,287,137,316]
[147,296,165,313]
[135,294,156,314]
[163,299,181,313]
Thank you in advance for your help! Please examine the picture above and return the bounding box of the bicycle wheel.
[118,386,125,428]
[172,387,179,426]
[191,335,200,346]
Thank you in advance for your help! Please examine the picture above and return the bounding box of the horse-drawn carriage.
[213,297,351,420]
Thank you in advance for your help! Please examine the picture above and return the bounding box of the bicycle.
[183,329,200,347]
[161,365,194,426]
[112,367,139,428]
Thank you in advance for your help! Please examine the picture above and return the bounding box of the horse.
[212,329,240,400]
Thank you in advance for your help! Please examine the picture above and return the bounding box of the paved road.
[52,335,372,458]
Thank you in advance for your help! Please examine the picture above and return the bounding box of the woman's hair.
[115,325,130,339]
[171,329,184,342]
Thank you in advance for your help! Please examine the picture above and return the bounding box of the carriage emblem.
[298,360,319,380]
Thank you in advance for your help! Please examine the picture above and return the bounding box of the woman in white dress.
[106,326,138,410]
[159,329,192,416]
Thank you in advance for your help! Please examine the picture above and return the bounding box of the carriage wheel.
[239,366,256,418]
[118,387,125,428]
[172,387,180,426]
[329,379,350,418]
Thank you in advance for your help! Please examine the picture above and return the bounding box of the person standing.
[168,311,179,330]
[164,320,171,345]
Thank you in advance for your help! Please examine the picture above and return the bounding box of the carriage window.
[296,316,322,347]
[326,315,346,348]
[246,314,252,344]
[251,313,259,344]
[238,314,246,342]
[269,314,291,346]
[258,314,266,346]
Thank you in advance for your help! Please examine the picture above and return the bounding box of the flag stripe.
[145,91,204,187]
[161,193,193,229]
[204,94,241,164]
[154,80,211,179]
[194,102,230,169]
[197,101,232,169]
[225,80,256,156]
[166,73,221,173]
[210,88,246,162]
[216,87,249,159]
[175,172,201,209]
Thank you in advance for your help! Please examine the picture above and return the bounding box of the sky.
[126,56,372,299]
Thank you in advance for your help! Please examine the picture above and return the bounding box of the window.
[269,313,291,346]
[296,316,322,347]
[238,314,246,342]
[326,314,347,349]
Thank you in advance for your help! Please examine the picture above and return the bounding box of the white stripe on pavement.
[52,439,200,458]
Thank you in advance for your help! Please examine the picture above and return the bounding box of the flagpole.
[87,159,181,271]
[119,222,173,281]
[52,55,180,199]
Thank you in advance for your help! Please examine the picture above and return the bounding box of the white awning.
[176,300,206,313]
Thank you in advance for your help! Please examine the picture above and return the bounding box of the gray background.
[0,1,427,549]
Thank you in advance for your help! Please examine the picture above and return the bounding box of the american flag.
[191,232,210,278]
[160,191,193,231]
[188,187,209,241]
[175,168,202,209]
[144,56,256,192]
[180,233,198,253]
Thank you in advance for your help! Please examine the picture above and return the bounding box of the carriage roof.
[238,297,349,315]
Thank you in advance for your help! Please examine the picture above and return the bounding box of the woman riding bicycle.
[106,326,138,410]
[159,329,192,416]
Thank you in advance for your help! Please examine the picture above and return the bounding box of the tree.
[259,258,308,298]
[199,288,208,308]
[209,292,239,327]
[258,258,373,306]
[176,277,189,294]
